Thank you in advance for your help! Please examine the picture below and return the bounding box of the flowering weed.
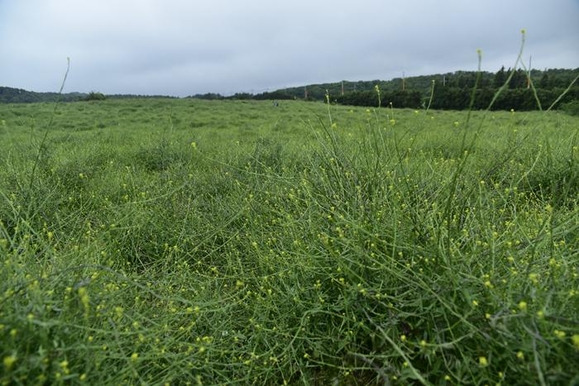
[0,98,577,384]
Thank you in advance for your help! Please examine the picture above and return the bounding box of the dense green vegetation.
[4,67,577,112]
[1,98,578,384]
[271,68,579,111]
[0,86,87,104]
[276,67,579,102]
[0,87,176,104]
[192,68,579,112]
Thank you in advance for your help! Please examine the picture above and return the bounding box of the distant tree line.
[0,87,177,104]
[3,67,577,111]
[187,90,296,101]
[426,67,579,111]
[188,68,578,111]
[106,94,178,100]
[430,86,578,111]
[260,68,577,110]
[0,87,86,103]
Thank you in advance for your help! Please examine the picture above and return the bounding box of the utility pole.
[402,72,406,91]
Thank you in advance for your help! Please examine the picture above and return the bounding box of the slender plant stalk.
[27,58,71,197]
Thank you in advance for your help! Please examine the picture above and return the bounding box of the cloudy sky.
[1,0,578,97]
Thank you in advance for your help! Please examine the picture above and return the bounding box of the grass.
[0,97,578,385]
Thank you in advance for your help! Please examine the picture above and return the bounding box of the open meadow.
[0,98,578,384]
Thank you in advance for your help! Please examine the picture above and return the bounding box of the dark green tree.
[85,91,106,101]
[509,69,527,89]
[539,73,551,89]
[493,66,507,88]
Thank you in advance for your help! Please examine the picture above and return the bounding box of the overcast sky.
[1,0,578,97]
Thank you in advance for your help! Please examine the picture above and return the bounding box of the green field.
[1,98,578,385]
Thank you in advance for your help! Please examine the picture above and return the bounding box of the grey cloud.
[1,0,577,96]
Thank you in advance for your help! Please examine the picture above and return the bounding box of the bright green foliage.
[0,99,578,384]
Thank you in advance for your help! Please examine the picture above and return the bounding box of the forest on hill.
[247,67,579,111]
[2,67,578,111]
[0,88,177,104]
[0,87,87,104]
